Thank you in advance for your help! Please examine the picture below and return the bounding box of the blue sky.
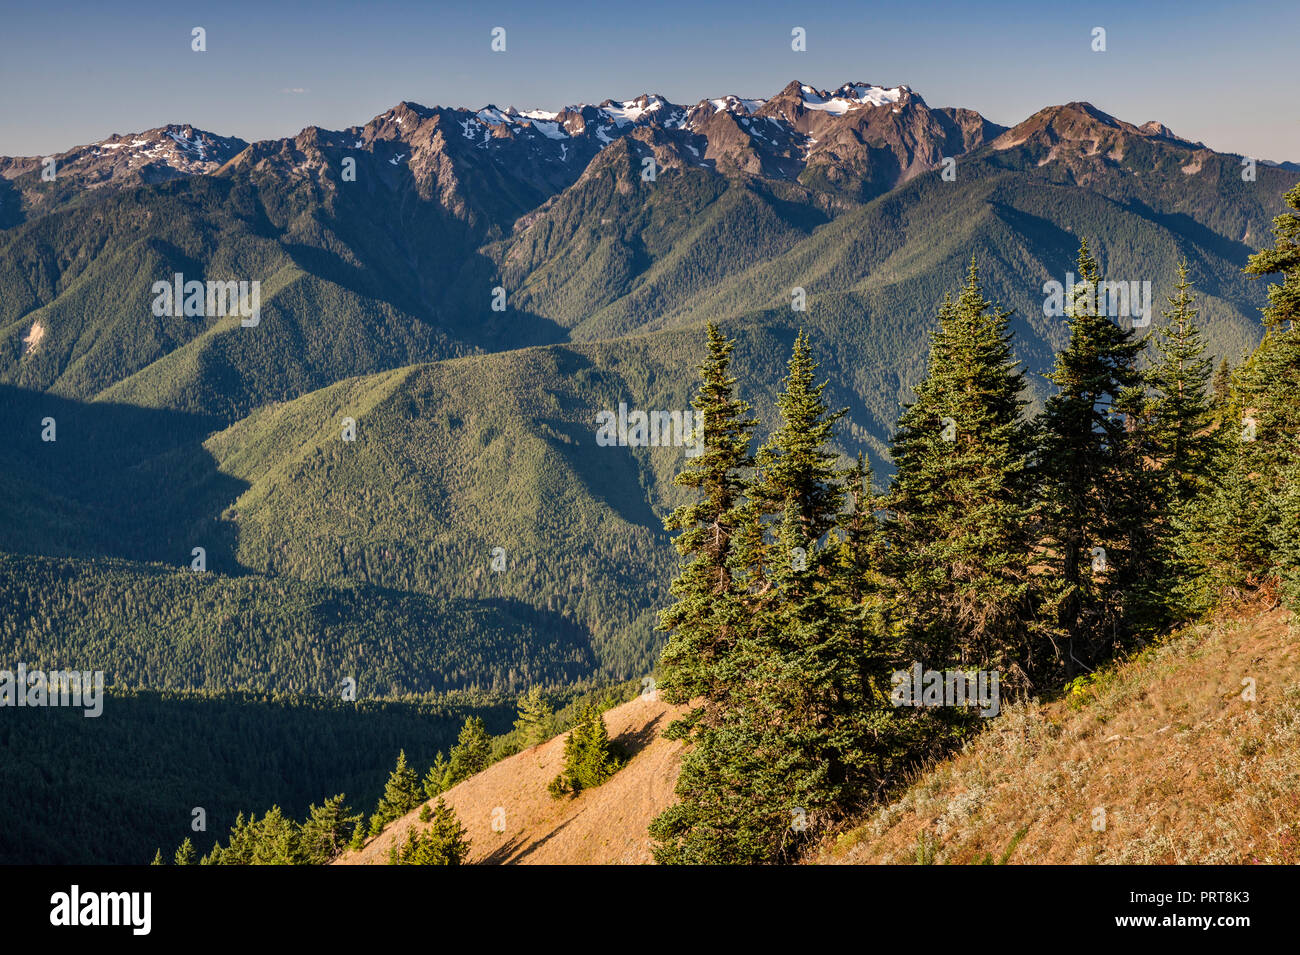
[2,0,1296,161]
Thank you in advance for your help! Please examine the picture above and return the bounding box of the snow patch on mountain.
[709,95,765,115]
[527,120,566,140]
[601,96,669,125]
[801,83,907,114]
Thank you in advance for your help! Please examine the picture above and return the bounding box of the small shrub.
[914,830,938,865]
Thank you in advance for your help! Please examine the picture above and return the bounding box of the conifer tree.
[150,848,164,865]
[251,806,303,865]
[513,686,552,748]
[388,828,421,866]
[661,718,790,864]
[299,794,361,865]
[1199,182,1300,601]
[571,703,616,789]
[657,323,757,723]
[444,717,492,787]
[829,456,914,786]
[1190,338,1286,595]
[1244,183,1300,329]
[649,323,761,860]
[369,750,422,836]
[388,800,470,865]
[727,496,854,858]
[423,799,471,865]
[749,330,847,542]
[549,701,621,796]
[423,752,450,798]
[1243,186,1300,521]
[736,332,854,860]
[835,454,882,605]
[347,819,367,853]
[885,261,1037,679]
[1274,456,1300,603]
[219,812,255,865]
[1036,240,1152,667]
[1147,261,1216,506]
[173,837,196,865]
[1143,262,1218,617]
[731,329,855,843]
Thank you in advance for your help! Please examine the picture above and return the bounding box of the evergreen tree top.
[1044,241,1144,418]
[753,330,848,546]
[1244,183,1300,328]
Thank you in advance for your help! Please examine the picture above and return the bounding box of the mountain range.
[1,77,1297,718]
[1,82,1002,205]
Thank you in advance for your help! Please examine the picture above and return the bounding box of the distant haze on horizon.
[2,0,1297,163]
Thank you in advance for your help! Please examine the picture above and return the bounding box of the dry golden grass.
[335,694,686,865]
[819,604,1300,865]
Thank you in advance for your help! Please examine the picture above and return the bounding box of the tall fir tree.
[885,261,1038,683]
[1143,261,1218,617]
[1215,182,1300,601]
[749,330,848,541]
[513,686,553,748]
[1146,261,1216,506]
[369,750,422,836]
[1036,240,1153,668]
[1189,338,1285,596]
[1244,183,1300,329]
[835,454,883,607]
[1273,454,1300,604]
[218,813,255,865]
[422,752,450,799]
[656,323,757,725]
[444,716,493,786]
